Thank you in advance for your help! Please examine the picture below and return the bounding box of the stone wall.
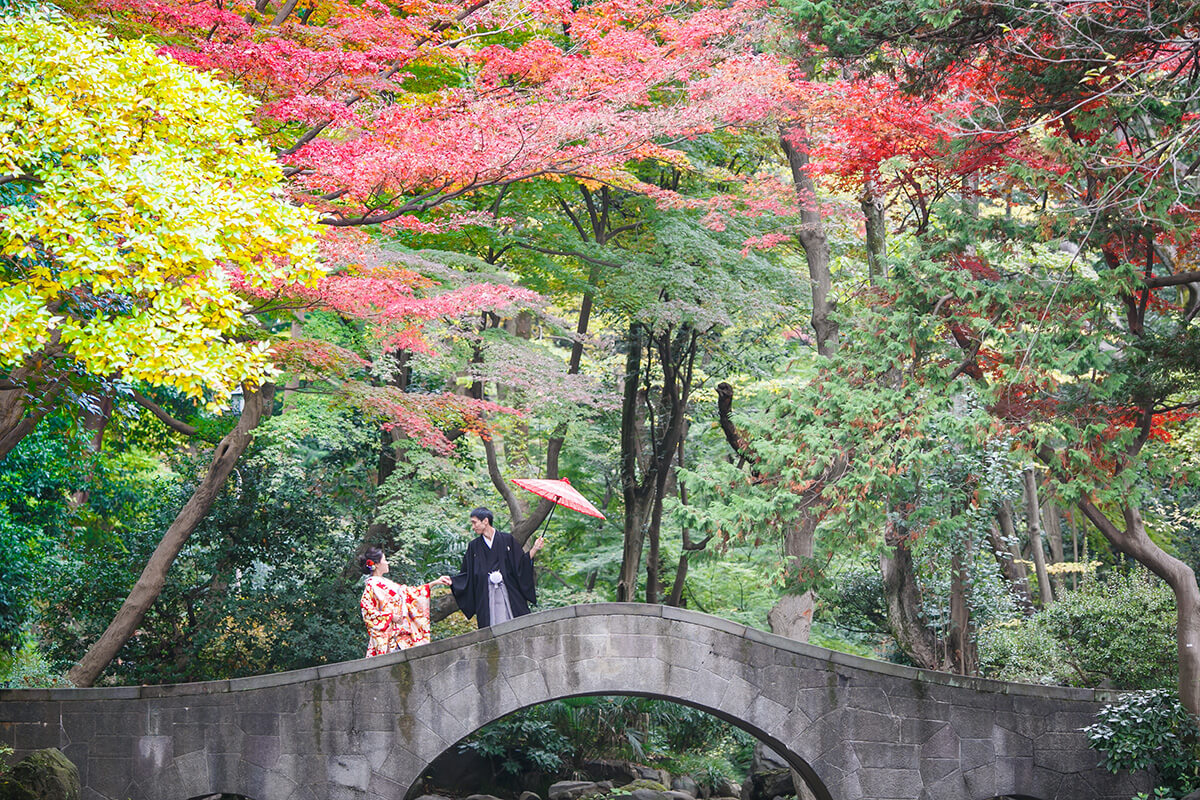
[0,604,1148,800]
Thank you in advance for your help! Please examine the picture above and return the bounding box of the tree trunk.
[778,123,836,638]
[780,125,838,356]
[879,538,942,670]
[67,383,275,687]
[0,371,65,462]
[667,553,689,608]
[1022,468,1054,607]
[1077,499,1200,715]
[617,324,646,602]
[860,179,887,286]
[1043,498,1066,596]
[767,515,816,642]
[645,504,661,605]
[989,507,1034,614]
[947,545,977,675]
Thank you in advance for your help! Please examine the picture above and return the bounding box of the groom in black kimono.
[451,507,544,628]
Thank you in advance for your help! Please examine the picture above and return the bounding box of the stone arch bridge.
[0,604,1146,800]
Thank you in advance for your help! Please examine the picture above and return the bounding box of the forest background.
[2,0,1200,794]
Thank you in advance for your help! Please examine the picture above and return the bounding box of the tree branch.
[1146,270,1200,289]
[0,174,41,186]
[131,391,199,437]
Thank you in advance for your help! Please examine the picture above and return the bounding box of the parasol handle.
[534,498,558,541]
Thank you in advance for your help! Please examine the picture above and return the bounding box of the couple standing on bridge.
[358,507,547,657]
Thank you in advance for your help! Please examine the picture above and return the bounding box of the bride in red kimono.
[359,547,451,657]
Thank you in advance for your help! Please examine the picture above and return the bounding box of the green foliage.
[1,639,71,689]
[460,703,572,777]
[0,11,321,405]
[35,404,386,683]
[463,697,754,790]
[0,418,92,658]
[978,569,1177,690]
[1084,689,1200,795]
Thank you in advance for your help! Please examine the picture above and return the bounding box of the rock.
[419,746,493,796]
[664,790,696,800]
[670,776,699,797]
[632,765,671,786]
[520,792,542,800]
[629,789,668,800]
[581,760,641,785]
[623,779,668,793]
[750,742,789,774]
[549,781,606,800]
[466,794,506,800]
[740,742,793,800]
[413,795,452,800]
[758,771,793,800]
[596,782,614,792]
[0,749,80,800]
[1182,792,1200,800]
[711,778,739,798]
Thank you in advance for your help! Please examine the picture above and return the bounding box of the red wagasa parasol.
[511,477,606,538]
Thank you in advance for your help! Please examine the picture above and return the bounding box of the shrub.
[977,568,1176,689]
[1084,689,1200,795]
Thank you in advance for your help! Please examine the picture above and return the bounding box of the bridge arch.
[0,604,1147,800]
[407,689,833,800]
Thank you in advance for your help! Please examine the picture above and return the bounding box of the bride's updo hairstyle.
[360,546,384,576]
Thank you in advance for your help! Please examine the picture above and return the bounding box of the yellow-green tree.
[0,11,322,458]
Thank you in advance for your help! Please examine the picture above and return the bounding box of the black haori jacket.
[450,530,536,627]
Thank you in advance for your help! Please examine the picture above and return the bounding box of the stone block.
[917,723,957,760]
[918,756,959,786]
[575,602,663,618]
[948,705,996,739]
[140,679,230,698]
[172,749,209,793]
[1048,709,1098,733]
[991,756,1036,796]
[992,724,1032,758]
[0,702,55,723]
[842,709,900,743]
[888,694,950,722]
[327,754,372,790]
[368,770,408,798]
[959,737,995,771]
[844,685,892,716]
[663,605,747,637]
[994,708,1048,740]
[743,695,790,739]
[232,666,321,691]
[132,735,173,781]
[856,766,923,798]
[256,765,302,800]
[11,721,61,751]
[164,704,233,726]
[236,711,281,737]
[85,757,134,798]
[715,674,761,720]
[848,741,918,770]
[1033,741,1099,774]
[961,760,997,796]
[242,734,281,769]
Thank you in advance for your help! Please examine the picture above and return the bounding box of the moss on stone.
[0,749,79,800]
[622,780,667,792]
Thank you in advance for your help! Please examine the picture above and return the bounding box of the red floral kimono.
[361,576,432,657]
